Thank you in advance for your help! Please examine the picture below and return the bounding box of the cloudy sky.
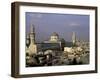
[26,12,89,43]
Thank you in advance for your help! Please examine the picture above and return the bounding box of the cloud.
[27,13,43,18]
[26,13,43,24]
[69,22,80,27]
[36,14,43,18]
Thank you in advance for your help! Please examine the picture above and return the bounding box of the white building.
[64,47,73,53]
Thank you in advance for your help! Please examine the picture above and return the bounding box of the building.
[72,32,76,45]
[64,32,77,52]
[49,32,59,42]
[44,32,60,43]
[43,32,65,51]
[41,43,61,51]
[26,24,37,56]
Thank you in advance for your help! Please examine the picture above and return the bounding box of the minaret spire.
[30,23,35,44]
[72,32,76,46]
[30,24,35,34]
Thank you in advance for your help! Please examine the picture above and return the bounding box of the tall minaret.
[29,24,35,44]
[72,32,76,45]
[26,23,37,55]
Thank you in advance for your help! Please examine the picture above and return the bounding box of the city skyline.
[26,12,90,42]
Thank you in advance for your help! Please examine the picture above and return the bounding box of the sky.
[26,12,89,43]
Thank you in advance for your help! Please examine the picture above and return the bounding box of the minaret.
[26,34,30,47]
[72,32,76,45]
[29,24,35,44]
[26,23,37,55]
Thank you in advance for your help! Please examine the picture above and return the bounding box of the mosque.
[25,24,82,56]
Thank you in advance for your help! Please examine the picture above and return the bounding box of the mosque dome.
[51,32,59,37]
[50,32,59,42]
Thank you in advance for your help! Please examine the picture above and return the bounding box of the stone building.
[49,32,59,42]
[43,32,65,51]
[26,24,37,56]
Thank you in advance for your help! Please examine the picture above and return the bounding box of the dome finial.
[51,32,59,37]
